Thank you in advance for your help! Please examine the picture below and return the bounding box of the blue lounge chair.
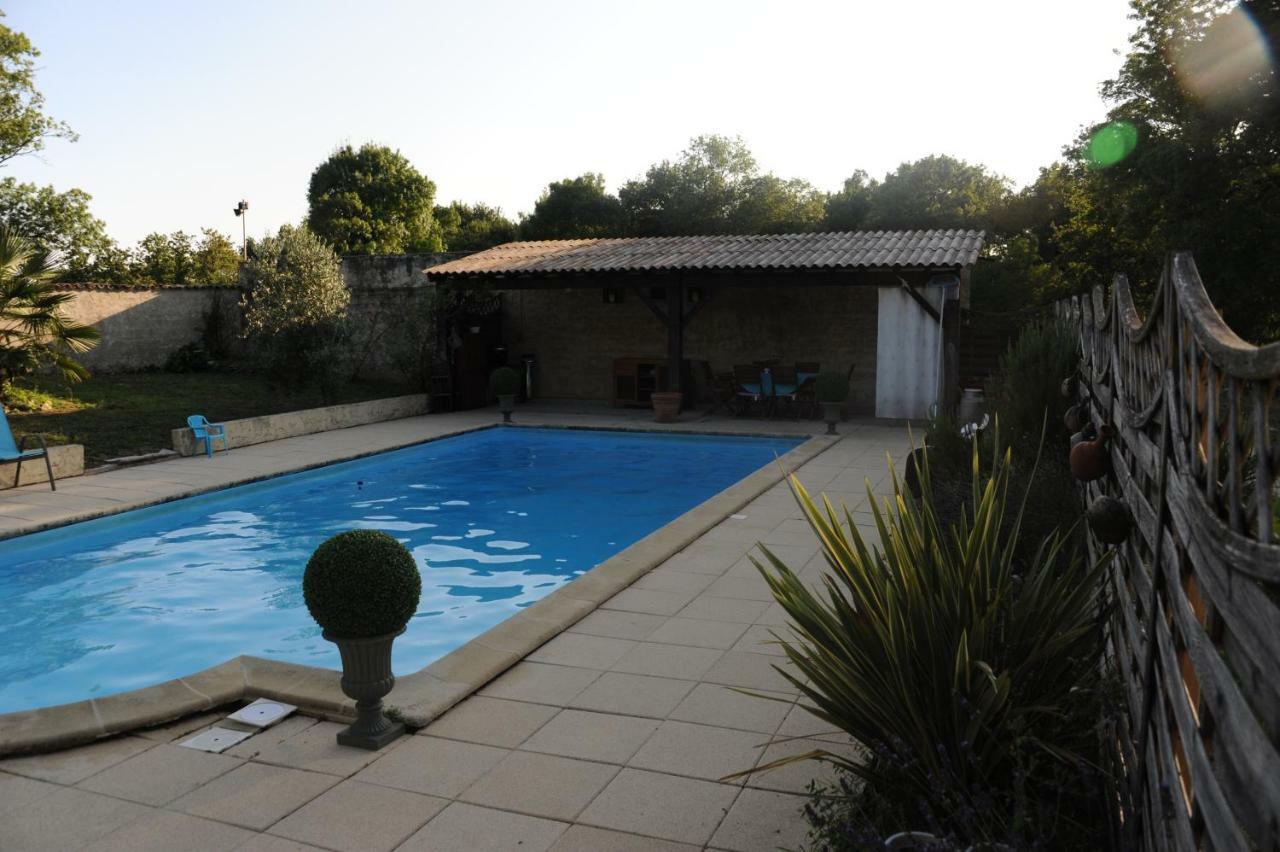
[0,405,56,491]
[187,414,228,458]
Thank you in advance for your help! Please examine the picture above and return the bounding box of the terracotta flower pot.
[325,629,405,750]
[651,391,682,423]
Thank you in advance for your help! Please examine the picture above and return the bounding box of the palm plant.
[0,225,99,396]
[751,434,1111,843]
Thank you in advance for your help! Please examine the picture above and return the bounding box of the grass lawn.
[6,372,416,467]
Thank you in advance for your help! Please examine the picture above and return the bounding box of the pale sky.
[5,0,1135,246]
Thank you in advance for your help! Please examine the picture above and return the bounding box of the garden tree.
[0,225,98,398]
[864,155,1013,231]
[619,135,824,235]
[130,229,240,286]
[1042,0,1280,341]
[307,144,442,255]
[240,225,350,397]
[823,170,878,231]
[519,173,625,239]
[434,201,516,251]
[0,178,121,280]
[0,13,75,166]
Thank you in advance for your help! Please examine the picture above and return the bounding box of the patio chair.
[769,365,801,418]
[794,363,820,419]
[699,362,736,416]
[0,405,56,491]
[732,364,765,416]
[187,414,228,458]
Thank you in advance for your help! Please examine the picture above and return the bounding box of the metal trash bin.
[521,354,535,402]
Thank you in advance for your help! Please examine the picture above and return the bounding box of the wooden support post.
[667,280,684,394]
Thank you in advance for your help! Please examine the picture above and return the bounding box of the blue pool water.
[0,427,799,713]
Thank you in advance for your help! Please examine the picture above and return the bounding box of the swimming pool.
[0,427,800,713]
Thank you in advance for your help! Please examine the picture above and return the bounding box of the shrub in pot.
[814,371,848,434]
[304,530,422,749]
[490,366,520,422]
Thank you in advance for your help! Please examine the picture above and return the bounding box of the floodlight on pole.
[233,200,249,260]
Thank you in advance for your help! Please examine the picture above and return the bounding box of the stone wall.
[501,283,880,413]
[52,285,239,371]
[0,444,84,489]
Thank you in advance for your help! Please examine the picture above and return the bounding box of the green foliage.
[984,320,1079,448]
[128,229,240,287]
[303,530,422,638]
[0,13,76,166]
[489,366,519,396]
[862,155,1012,232]
[434,201,516,251]
[620,135,824,235]
[519,173,625,239]
[753,440,1110,846]
[307,144,442,254]
[0,225,99,397]
[0,179,118,280]
[823,170,877,231]
[163,341,212,374]
[814,371,848,403]
[241,225,350,398]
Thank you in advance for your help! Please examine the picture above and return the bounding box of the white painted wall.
[874,285,945,419]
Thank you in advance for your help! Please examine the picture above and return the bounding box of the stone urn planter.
[815,372,849,435]
[303,530,422,750]
[651,391,682,423]
[490,367,520,423]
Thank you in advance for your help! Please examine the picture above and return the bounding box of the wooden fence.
[1058,253,1279,851]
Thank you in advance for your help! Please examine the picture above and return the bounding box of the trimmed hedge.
[303,530,422,638]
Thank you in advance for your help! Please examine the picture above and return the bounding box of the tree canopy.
[0,13,75,166]
[435,201,517,252]
[519,174,625,240]
[307,144,442,255]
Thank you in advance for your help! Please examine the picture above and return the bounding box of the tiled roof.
[427,230,984,278]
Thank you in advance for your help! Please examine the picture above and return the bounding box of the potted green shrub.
[815,372,848,434]
[303,530,422,750]
[490,366,520,422]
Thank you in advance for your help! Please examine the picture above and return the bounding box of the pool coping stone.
[0,425,836,755]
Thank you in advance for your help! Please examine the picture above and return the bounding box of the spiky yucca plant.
[752,436,1109,842]
[0,225,99,396]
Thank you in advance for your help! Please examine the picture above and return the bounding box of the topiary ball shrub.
[303,530,422,638]
[815,371,848,403]
[490,366,519,396]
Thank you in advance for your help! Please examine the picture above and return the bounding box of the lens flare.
[1171,5,1274,109]
[1085,121,1139,168]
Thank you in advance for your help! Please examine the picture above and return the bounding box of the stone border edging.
[0,428,836,755]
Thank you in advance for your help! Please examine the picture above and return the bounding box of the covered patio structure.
[427,229,985,419]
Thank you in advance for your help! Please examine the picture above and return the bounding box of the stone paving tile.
[548,824,699,851]
[608,642,723,681]
[169,761,339,830]
[644,616,750,650]
[0,735,155,785]
[398,801,568,852]
[421,696,558,748]
[0,770,61,816]
[525,633,638,670]
[0,787,152,852]
[460,751,619,821]
[630,567,717,595]
[268,779,446,852]
[235,835,330,852]
[83,808,254,851]
[568,672,697,718]
[578,768,740,846]
[78,743,241,806]
[520,709,659,764]
[627,720,766,782]
[669,684,795,734]
[225,714,320,759]
[748,736,863,794]
[701,647,798,695]
[565,609,667,641]
[708,787,809,852]
[241,721,386,777]
[675,595,771,624]
[354,735,508,798]
[599,587,696,616]
[478,661,600,706]
[729,623,789,656]
[702,574,776,602]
